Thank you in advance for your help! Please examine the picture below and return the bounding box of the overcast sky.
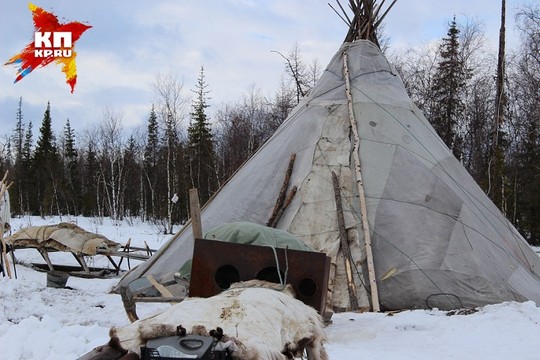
[0,0,534,139]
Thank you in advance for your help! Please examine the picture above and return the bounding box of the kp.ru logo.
[4,3,91,93]
[34,31,73,58]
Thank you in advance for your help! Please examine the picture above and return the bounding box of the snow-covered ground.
[2,216,540,360]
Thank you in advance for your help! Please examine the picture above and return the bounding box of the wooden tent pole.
[343,50,380,312]
[189,188,203,240]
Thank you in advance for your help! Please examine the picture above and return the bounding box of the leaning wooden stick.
[116,238,131,273]
[270,186,298,228]
[332,171,359,311]
[267,153,296,227]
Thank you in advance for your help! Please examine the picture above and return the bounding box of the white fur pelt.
[111,280,328,360]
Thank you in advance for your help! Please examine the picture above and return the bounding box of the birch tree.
[99,108,125,222]
[154,72,188,233]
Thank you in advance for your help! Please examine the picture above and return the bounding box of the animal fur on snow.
[80,280,328,360]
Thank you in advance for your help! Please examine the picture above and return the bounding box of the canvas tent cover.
[5,222,120,255]
[118,40,540,312]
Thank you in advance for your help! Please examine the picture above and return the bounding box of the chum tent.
[116,0,540,314]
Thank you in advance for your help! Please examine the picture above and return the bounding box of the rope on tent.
[343,49,380,312]
[269,245,289,290]
[426,293,464,310]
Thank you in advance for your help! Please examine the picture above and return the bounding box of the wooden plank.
[131,296,185,303]
[146,275,174,298]
[105,251,151,261]
[189,188,203,240]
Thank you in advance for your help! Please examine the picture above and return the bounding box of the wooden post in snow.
[343,50,380,312]
[189,188,203,240]
[0,172,12,279]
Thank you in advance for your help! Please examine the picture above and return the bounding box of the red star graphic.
[4,3,92,93]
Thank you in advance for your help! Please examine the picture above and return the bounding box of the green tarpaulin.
[177,222,313,280]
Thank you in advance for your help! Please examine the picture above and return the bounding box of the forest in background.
[0,4,539,244]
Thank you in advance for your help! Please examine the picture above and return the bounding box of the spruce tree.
[430,18,470,159]
[35,103,56,159]
[63,118,79,214]
[12,97,25,213]
[13,97,24,164]
[187,66,217,205]
[64,119,77,162]
[81,141,98,216]
[124,135,141,218]
[33,102,60,215]
[144,106,159,219]
[144,105,159,169]
[21,121,33,213]
[22,121,33,166]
